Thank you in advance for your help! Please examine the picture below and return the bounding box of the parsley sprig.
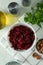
[24,3,43,28]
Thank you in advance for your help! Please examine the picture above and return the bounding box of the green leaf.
[37,3,43,9]
[26,13,32,17]
[24,17,28,22]
[35,11,41,19]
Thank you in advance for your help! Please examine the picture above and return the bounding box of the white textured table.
[0,0,43,65]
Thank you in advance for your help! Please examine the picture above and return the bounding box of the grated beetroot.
[8,25,35,50]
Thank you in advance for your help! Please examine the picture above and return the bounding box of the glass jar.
[22,0,31,7]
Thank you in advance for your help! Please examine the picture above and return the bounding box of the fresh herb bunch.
[24,3,43,27]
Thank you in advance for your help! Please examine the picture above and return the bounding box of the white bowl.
[8,22,36,52]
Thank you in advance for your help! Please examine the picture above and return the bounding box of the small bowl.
[35,39,43,57]
[8,22,36,52]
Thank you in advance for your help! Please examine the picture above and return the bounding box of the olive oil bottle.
[0,11,6,29]
[0,11,18,29]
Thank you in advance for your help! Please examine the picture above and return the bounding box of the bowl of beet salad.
[8,22,36,51]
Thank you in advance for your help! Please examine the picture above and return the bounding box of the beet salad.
[8,25,35,50]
